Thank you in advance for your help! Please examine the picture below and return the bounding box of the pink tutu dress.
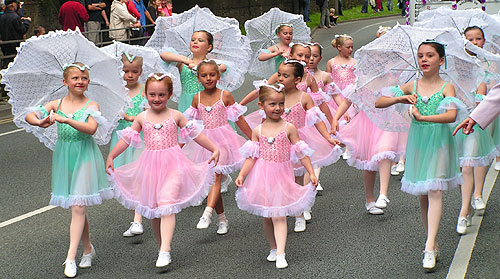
[235,123,317,217]
[336,110,403,171]
[183,90,247,174]
[109,110,216,219]
[281,92,342,175]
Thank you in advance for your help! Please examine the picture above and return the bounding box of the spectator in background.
[299,0,311,22]
[58,0,89,31]
[33,25,46,37]
[157,0,171,16]
[0,0,30,67]
[0,0,5,15]
[361,0,369,13]
[317,0,330,29]
[329,8,338,26]
[84,0,109,44]
[131,0,154,45]
[109,0,139,41]
[126,0,140,19]
[145,0,159,36]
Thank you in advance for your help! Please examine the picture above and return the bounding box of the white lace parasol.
[352,24,481,132]
[101,41,182,102]
[0,28,130,150]
[244,7,311,78]
[465,41,500,90]
[415,7,500,54]
[145,5,252,92]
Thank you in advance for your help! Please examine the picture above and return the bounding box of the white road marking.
[0,128,24,137]
[446,163,499,279]
[0,205,56,228]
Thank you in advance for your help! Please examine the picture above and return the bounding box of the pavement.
[1,16,500,278]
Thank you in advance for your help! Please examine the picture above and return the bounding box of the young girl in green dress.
[375,41,465,272]
[25,63,112,278]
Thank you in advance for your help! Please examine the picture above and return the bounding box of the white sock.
[217,212,227,223]
[202,207,213,219]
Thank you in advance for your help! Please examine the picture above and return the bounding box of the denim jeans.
[304,0,311,21]
[361,0,368,12]
[387,0,393,11]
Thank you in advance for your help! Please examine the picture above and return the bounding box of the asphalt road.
[2,15,500,278]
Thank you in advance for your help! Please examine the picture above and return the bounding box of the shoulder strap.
[439,82,448,93]
[299,92,305,103]
[413,80,417,94]
[143,109,148,121]
[258,124,262,136]
[220,89,224,100]
[56,98,62,111]
[283,121,288,132]
[83,100,91,109]
[197,92,201,104]
[139,85,144,97]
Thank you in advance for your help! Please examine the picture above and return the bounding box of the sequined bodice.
[198,99,227,129]
[331,63,356,90]
[118,93,144,129]
[297,81,307,92]
[415,92,444,116]
[259,131,291,163]
[57,109,91,142]
[281,102,306,129]
[143,119,178,150]
[181,65,204,95]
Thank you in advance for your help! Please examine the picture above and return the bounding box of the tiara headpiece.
[122,52,137,63]
[62,63,89,71]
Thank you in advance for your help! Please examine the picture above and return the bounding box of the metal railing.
[0,23,156,98]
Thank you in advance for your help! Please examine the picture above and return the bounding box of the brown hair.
[145,73,173,97]
[121,53,144,67]
[258,84,285,103]
[196,60,220,77]
[194,30,214,53]
[63,62,89,79]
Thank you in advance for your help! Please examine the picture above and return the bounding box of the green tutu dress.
[456,94,499,167]
[40,99,112,208]
[178,65,204,113]
[393,82,464,195]
[109,91,146,168]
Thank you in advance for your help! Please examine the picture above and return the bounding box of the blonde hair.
[258,84,285,103]
[196,60,220,77]
[145,73,173,97]
[63,62,89,79]
[331,35,353,49]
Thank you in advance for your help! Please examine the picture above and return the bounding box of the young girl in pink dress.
[242,43,334,124]
[326,35,359,159]
[331,44,403,215]
[183,60,252,235]
[275,60,341,232]
[235,83,318,269]
[106,73,220,269]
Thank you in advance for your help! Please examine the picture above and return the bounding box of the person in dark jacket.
[0,0,30,68]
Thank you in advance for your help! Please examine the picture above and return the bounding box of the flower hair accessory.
[290,42,311,49]
[253,80,284,92]
[283,59,307,67]
[275,23,293,35]
[307,42,323,49]
[62,63,90,71]
[148,73,173,80]
[122,52,136,63]
[334,34,353,40]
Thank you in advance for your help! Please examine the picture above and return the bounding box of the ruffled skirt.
[183,124,246,174]
[235,159,317,217]
[337,111,402,171]
[456,123,498,167]
[109,146,215,219]
[489,115,500,151]
[109,126,143,168]
[401,121,462,195]
[51,139,112,208]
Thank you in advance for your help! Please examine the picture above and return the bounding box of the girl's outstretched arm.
[258,45,281,61]
[331,98,352,135]
[287,124,317,186]
[235,128,259,187]
[106,114,143,173]
[304,95,339,145]
[51,101,100,135]
[240,73,279,105]
[160,51,191,71]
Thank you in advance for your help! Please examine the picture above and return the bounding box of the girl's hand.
[235,175,244,187]
[412,106,424,121]
[330,119,339,135]
[344,113,350,122]
[38,115,53,128]
[309,174,319,187]
[51,112,68,124]
[399,94,417,105]
[208,149,220,166]
[328,137,341,146]
[105,157,114,175]
[124,114,135,122]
